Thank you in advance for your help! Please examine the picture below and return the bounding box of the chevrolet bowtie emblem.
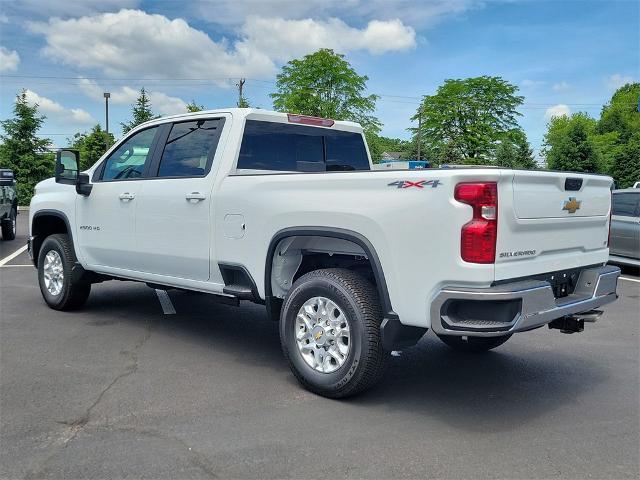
[563,197,581,214]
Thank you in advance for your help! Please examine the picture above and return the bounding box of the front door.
[134,118,226,281]
[77,126,160,270]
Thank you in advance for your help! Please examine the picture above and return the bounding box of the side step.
[223,284,255,300]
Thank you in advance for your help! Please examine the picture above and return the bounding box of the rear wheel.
[1,207,16,241]
[38,234,91,310]
[436,334,511,353]
[280,268,386,398]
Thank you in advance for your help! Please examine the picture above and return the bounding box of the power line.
[1,73,629,107]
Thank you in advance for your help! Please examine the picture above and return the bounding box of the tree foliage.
[411,76,524,164]
[237,95,250,108]
[68,124,115,170]
[0,90,54,203]
[494,130,537,169]
[543,83,639,186]
[186,100,204,112]
[271,49,380,133]
[120,87,159,133]
[544,113,599,172]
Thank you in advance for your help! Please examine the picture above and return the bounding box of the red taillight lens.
[455,182,498,264]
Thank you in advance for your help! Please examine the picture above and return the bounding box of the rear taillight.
[455,182,498,264]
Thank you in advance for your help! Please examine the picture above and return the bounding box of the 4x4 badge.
[562,197,581,214]
[388,180,442,189]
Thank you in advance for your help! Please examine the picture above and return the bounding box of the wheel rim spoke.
[295,296,351,374]
[42,250,64,296]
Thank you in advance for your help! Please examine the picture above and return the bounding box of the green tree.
[120,87,159,133]
[186,100,205,112]
[271,49,380,133]
[411,76,524,164]
[68,124,115,170]
[593,83,640,184]
[611,133,640,188]
[0,90,54,203]
[494,130,537,169]
[544,114,599,172]
[237,96,250,108]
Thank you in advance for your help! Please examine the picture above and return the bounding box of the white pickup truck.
[29,108,620,397]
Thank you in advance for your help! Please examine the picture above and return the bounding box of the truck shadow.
[84,282,609,433]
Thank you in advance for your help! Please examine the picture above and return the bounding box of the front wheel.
[1,207,16,241]
[436,333,511,353]
[38,234,91,310]
[280,268,387,398]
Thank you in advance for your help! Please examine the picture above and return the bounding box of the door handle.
[186,192,206,202]
[119,193,135,201]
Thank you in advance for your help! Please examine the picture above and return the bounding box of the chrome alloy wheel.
[295,296,351,373]
[43,250,64,296]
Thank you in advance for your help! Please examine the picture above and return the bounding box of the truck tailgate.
[495,171,612,281]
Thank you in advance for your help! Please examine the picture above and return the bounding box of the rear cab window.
[237,120,370,173]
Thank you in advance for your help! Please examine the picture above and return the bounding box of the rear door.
[495,171,613,280]
[134,117,226,281]
[610,191,640,259]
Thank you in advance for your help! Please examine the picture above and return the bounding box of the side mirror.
[55,149,80,185]
[0,169,15,186]
[76,173,93,196]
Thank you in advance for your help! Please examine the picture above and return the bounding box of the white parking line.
[620,276,640,284]
[155,289,176,314]
[0,264,33,268]
[0,245,28,267]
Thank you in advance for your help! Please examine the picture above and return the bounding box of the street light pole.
[103,92,111,134]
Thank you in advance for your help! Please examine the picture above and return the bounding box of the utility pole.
[236,78,246,107]
[103,92,111,134]
[416,107,422,161]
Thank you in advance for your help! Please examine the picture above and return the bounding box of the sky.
[0,0,638,156]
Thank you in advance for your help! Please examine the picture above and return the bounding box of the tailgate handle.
[565,178,583,191]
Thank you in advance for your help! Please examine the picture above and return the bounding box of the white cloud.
[24,89,95,124]
[552,81,571,92]
[17,0,139,17]
[606,74,635,90]
[545,104,571,120]
[192,0,480,28]
[521,79,546,88]
[0,46,20,72]
[79,78,187,116]
[29,9,415,81]
[239,16,416,60]
[0,14,8,23]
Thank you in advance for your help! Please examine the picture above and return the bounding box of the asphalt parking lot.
[1,213,638,479]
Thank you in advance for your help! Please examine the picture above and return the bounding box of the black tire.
[436,333,511,353]
[37,234,91,310]
[1,207,16,241]
[280,268,386,398]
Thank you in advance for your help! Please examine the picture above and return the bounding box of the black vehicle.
[0,169,18,241]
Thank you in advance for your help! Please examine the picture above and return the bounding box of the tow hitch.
[548,310,603,334]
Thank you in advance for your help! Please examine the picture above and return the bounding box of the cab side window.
[157,119,224,177]
[100,127,159,181]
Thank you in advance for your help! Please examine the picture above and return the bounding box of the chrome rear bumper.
[430,265,620,337]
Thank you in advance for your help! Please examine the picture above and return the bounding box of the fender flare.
[31,209,75,265]
[264,226,397,319]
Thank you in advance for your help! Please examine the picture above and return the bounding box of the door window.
[157,119,224,177]
[612,192,640,217]
[100,126,159,181]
